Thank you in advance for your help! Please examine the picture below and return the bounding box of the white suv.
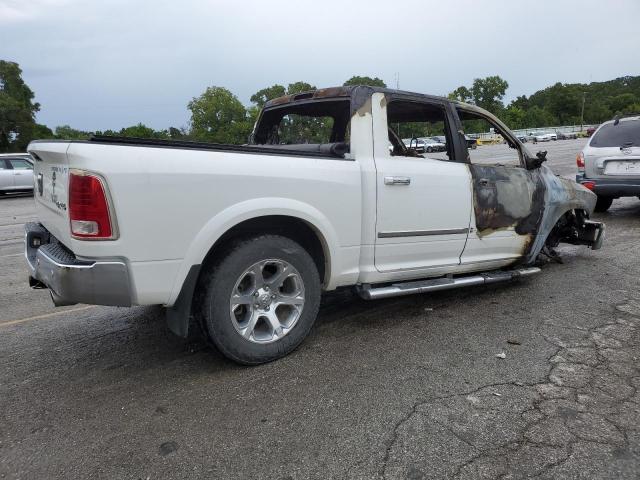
[576,115,640,211]
[0,154,34,195]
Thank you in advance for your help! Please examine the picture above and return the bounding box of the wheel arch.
[165,199,339,338]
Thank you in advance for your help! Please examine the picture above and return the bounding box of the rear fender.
[166,198,340,308]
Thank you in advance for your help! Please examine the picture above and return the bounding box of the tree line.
[2,58,639,153]
[448,75,640,130]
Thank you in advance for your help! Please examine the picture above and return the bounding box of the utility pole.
[580,92,586,133]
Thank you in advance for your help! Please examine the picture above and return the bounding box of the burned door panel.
[469,164,546,237]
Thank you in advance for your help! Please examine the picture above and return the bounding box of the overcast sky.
[2,0,639,131]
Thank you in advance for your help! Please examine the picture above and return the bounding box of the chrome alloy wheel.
[229,259,305,344]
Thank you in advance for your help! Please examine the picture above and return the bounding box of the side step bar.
[356,267,541,300]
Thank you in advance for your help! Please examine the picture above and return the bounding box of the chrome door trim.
[378,228,469,238]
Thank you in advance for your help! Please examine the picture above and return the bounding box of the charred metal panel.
[469,163,598,262]
[469,164,546,237]
[350,86,375,114]
[313,86,351,99]
[265,86,352,108]
[523,168,598,263]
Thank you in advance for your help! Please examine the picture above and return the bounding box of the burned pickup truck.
[26,86,604,364]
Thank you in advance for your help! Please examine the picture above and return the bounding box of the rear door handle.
[384,176,411,186]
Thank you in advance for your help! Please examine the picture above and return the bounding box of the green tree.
[30,123,54,140]
[0,60,40,152]
[168,126,189,139]
[448,86,472,103]
[343,76,386,87]
[622,103,640,115]
[188,86,251,144]
[54,125,92,140]
[286,82,316,95]
[470,75,509,114]
[501,105,527,129]
[100,123,169,139]
[523,106,555,129]
[608,93,637,113]
[250,84,286,108]
[510,95,530,110]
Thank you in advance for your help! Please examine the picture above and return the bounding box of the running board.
[356,267,541,300]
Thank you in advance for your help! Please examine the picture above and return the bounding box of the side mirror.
[527,150,547,169]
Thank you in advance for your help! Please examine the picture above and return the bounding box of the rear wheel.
[199,234,321,365]
[594,196,613,212]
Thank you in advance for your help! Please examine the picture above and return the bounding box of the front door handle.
[384,176,411,186]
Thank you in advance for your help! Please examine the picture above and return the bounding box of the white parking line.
[0,305,96,327]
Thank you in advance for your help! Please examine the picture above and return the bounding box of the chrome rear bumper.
[25,222,132,307]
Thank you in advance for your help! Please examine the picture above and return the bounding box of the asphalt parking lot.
[1,138,640,479]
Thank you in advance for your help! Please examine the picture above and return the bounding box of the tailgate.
[27,141,73,245]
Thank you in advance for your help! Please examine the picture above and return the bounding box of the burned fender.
[469,164,602,264]
[525,166,600,263]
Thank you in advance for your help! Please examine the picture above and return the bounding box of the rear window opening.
[251,100,351,152]
[590,119,640,148]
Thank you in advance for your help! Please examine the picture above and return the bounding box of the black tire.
[594,196,613,212]
[426,147,432,153]
[199,234,321,365]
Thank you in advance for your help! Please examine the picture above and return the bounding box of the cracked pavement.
[1,139,639,479]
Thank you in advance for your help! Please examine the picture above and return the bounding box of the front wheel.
[594,196,613,212]
[199,234,321,365]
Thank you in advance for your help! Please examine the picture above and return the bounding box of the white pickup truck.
[26,86,605,364]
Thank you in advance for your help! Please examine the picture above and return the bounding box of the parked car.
[576,114,640,212]
[420,137,446,152]
[517,135,528,143]
[586,126,598,137]
[0,154,34,195]
[556,131,578,140]
[402,138,426,153]
[530,132,554,143]
[25,86,605,365]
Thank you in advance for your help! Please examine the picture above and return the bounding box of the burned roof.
[263,85,455,110]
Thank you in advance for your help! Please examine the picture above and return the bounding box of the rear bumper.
[25,222,132,307]
[576,174,640,197]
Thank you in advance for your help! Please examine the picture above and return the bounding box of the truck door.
[455,107,542,265]
[373,98,472,272]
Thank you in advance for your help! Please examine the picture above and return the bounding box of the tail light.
[69,170,117,239]
[576,152,585,170]
[581,181,595,191]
